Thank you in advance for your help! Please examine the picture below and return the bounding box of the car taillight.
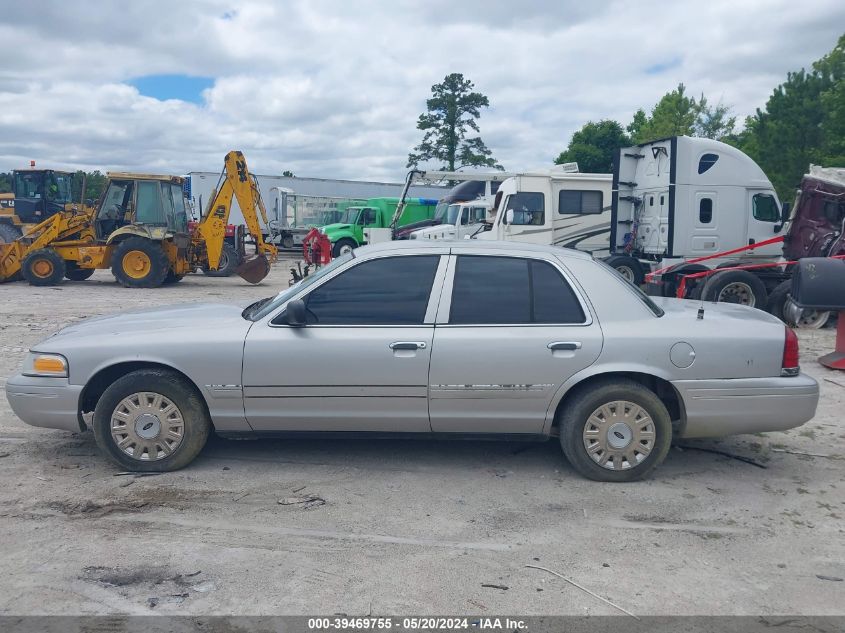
[782,327,800,376]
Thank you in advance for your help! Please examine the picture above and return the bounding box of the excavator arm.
[195,151,278,283]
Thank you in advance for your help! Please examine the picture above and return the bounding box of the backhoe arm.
[196,151,278,272]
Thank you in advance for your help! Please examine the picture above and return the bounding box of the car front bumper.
[672,373,819,439]
[5,374,84,433]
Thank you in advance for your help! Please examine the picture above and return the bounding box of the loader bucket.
[236,254,271,284]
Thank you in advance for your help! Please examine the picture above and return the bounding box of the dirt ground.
[0,261,843,617]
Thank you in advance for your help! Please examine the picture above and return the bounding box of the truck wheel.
[21,248,66,286]
[111,237,170,288]
[0,223,22,243]
[281,234,294,249]
[203,243,240,277]
[768,281,830,328]
[332,238,357,258]
[558,379,672,482]
[604,255,644,285]
[701,270,767,308]
[92,368,211,472]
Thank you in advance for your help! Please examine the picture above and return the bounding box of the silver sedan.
[6,241,819,481]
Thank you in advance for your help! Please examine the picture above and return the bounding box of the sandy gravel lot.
[0,262,843,616]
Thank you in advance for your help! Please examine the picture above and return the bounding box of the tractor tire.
[603,255,644,285]
[332,238,357,258]
[64,262,96,281]
[21,248,66,286]
[0,223,22,244]
[202,243,240,277]
[701,269,768,309]
[111,237,170,288]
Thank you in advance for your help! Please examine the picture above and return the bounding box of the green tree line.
[555,33,845,201]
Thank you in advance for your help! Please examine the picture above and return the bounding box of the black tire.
[559,378,672,482]
[281,234,294,249]
[21,248,66,286]
[768,280,831,328]
[111,237,170,288]
[64,262,96,281]
[603,255,644,285]
[332,238,357,258]
[203,242,240,277]
[701,269,768,309]
[0,223,23,243]
[162,270,185,284]
[92,368,211,472]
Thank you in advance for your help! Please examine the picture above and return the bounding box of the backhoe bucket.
[236,254,271,284]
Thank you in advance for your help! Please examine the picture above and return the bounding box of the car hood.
[41,303,249,344]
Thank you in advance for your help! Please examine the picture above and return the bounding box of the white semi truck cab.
[409,200,491,240]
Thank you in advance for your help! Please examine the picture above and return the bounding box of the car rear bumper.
[672,373,819,439]
[5,374,83,432]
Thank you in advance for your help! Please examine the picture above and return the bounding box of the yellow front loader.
[0,152,277,287]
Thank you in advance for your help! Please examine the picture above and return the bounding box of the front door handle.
[389,341,427,351]
[548,341,582,351]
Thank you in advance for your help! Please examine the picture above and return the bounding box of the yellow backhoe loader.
[0,151,277,287]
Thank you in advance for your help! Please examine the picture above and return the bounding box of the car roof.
[355,239,594,260]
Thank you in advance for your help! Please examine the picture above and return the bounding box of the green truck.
[321,197,438,256]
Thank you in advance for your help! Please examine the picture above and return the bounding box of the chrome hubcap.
[717,281,755,306]
[583,400,655,470]
[110,392,184,461]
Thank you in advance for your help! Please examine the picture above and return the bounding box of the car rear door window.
[303,255,439,325]
[449,256,584,324]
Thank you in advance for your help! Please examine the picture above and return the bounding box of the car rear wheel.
[558,379,672,482]
[93,369,211,472]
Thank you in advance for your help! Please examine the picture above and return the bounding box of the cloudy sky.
[0,0,842,181]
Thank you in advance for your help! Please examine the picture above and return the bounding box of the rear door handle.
[548,341,582,351]
[389,341,427,350]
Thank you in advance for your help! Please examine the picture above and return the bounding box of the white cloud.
[0,0,842,180]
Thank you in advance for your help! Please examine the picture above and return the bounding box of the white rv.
[476,167,614,256]
[409,200,491,240]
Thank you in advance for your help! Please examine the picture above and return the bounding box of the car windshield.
[595,258,664,317]
[339,208,360,224]
[243,252,355,321]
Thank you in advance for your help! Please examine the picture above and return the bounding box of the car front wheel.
[93,369,211,472]
[558,379,672,482]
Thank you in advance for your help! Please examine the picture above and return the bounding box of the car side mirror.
[505,209,514,225]
[286,299,307,327]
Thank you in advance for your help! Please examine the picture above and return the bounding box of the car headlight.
[22,352,68,377]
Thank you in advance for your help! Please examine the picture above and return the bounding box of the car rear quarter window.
[449,255,585,324]
[303,255,439,325]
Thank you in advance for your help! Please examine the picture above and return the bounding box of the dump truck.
[0,151,277,288]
